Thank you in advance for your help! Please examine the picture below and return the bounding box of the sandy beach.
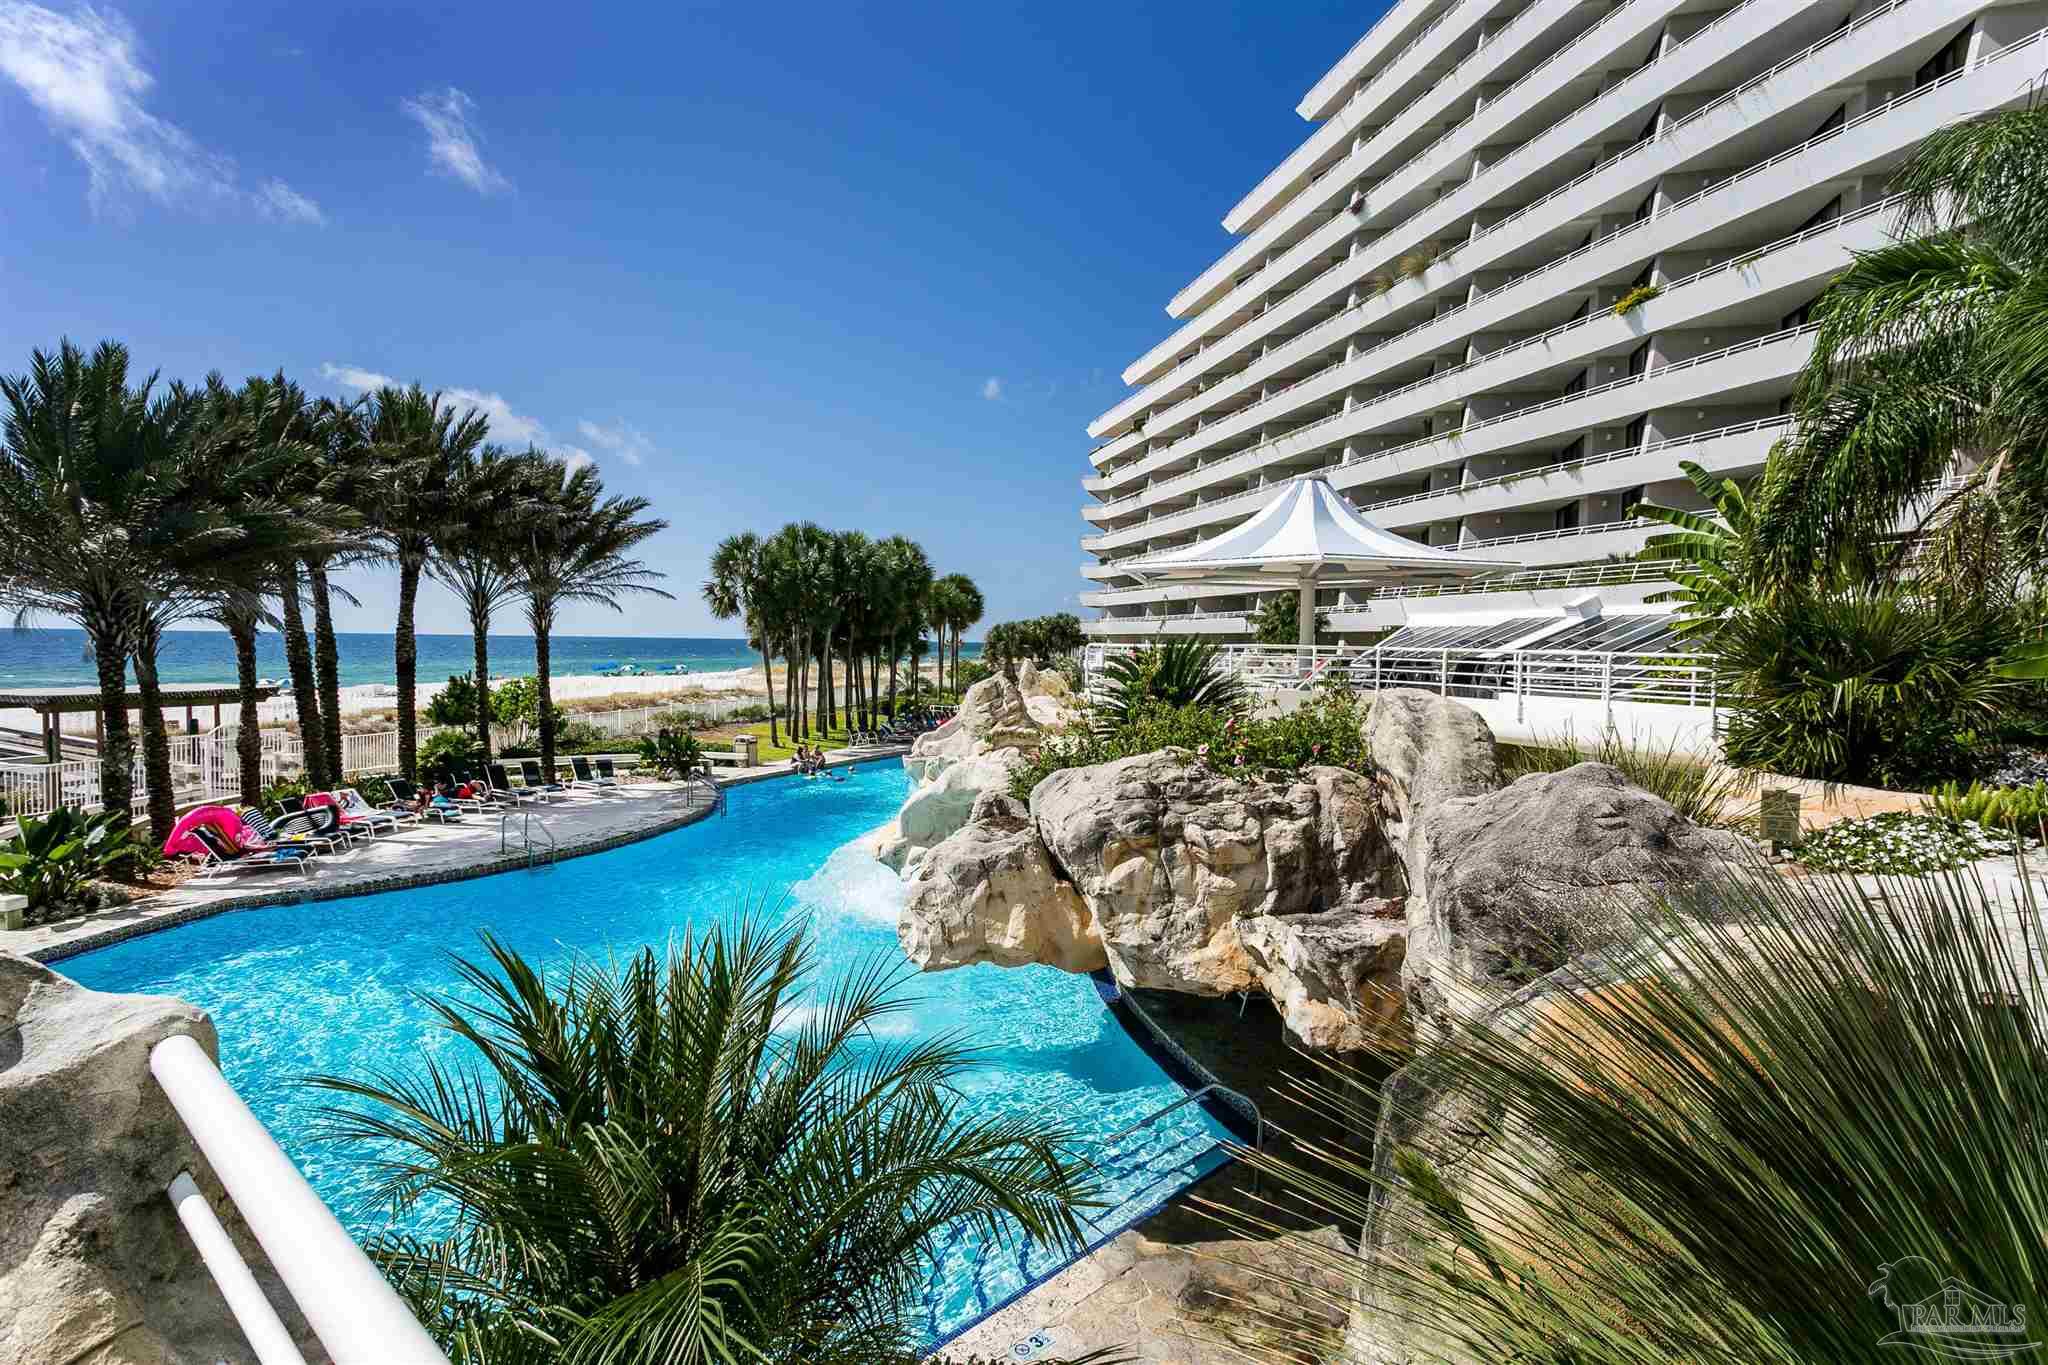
[13,660,952,738]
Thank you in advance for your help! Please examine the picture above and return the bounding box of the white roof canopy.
[1122,477,1518,589]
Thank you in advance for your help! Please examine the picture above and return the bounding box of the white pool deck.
[5,747,903,962]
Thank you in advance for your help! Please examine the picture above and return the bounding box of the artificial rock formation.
[875,668,1079,873]
[0,954,315,1365]
[1031,751,1398,996]
[900,792,1105,972]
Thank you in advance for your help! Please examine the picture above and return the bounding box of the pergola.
[0,683,279,761]
[1120,476,1518,645]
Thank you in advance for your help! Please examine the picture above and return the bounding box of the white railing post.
[167,1172,307,1365]
[149,1035,450,1364]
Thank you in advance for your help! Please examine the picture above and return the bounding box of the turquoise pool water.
[59,763,1229,1343]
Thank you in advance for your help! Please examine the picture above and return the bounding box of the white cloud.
[257,177,324,225]
[319,362,397,392]
[320,364,551,448]
[981,376,1003,400]
[0,2,321,222]
[445,386,544,444]
[559,446,594,473]
[576,419,651,467]
[399,86,509,195]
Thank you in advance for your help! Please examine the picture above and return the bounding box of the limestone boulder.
[1364,687,1504,838]
[0,954,316,1365]
[1241,903,1408,1053]
[952,670,1044,753]
[1402,761,1749,1030]
[1030,750,1399,995]
[899,793,1106,972]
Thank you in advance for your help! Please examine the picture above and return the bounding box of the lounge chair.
[189,824,314,879]
[486,763,542,805]
[570,757,618,790]
[445,765,509,811]
[518,759,574,799]
[240,806,347,857]
[386,779,464,823]
[595,757,627,785]
[306,790,395,839]
[337,786,415,831]
[267,800,359,848]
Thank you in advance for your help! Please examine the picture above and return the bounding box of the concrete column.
[1298,578,1316,649]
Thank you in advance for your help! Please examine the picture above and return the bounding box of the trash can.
[736,733,759,767]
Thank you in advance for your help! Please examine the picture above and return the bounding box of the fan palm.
[1092,637,1249,733]
[877,535,934,715]
[935,572,983,692]
[364,385,490,780]
[427,445,537,761]
[511,456,670,772]
[765,521,832,738]
[309,918,1101,1364]
[703,530,781,746]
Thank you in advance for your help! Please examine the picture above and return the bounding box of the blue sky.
[0,0,1385,637]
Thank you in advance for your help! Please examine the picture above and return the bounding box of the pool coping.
[27,750,904,965]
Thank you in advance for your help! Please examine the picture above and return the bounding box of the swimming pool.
[58,763,1230,1344]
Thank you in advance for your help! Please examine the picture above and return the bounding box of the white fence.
[1083,642,1723,755]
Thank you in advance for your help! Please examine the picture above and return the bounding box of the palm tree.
[300,393,378,784]
[0,341,161,817]
[275,559,327,782]
[876,535,933,714]
[934,572,983,692]
[1758,105,2048,580]
[925,575,960,697]
[364,385,489,780]
[426,445,535,761]
[765,521,831,739]
[203,584,273,805]
[1631,459,1772,636]
[511,456,669,772]
[309,918,1099,1364]
[703,530,781,746]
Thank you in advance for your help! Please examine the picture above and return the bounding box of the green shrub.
[1611,282,1662,316]
[637,731,705,779]
[491,675,561,731]
[258,773,311,807]
[1249,595,1330,646]
[1093,639,1249,733]
[1714,588,2020,788]
[349,773,396,807]
[954,660,994,690]
[982,613,1086,669]
[417,730,483,775]
[1929,779,2048,836]
[0,807,139,917]
[424,672,480,728]
[1500,727,1751,828]
[1010,693,1370,802]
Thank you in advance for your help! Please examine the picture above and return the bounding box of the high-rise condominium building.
[1079,0,2043,641]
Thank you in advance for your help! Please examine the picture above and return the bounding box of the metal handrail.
[150,1035,450,1364]
[1107,1082,1267,1193]
[499,808,557,867]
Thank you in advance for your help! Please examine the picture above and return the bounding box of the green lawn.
[723,718,860,764]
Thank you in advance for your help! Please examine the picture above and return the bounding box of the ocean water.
[58,764,1227,1344]
[0,627,980,691]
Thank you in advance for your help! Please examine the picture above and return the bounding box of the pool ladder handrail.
[1105,1081,1265,1194]
[687,768,726,816]
[499,808,557,867]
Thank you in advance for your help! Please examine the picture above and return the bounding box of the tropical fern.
[1092,637,1249,732]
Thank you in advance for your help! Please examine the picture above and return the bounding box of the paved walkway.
[5,743,908,962]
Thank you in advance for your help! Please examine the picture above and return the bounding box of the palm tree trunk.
[470,603,494,762]
[86,614,134,818]
[887,636,899,717]
[951,627,961,694]
[277,563,326,785]
[308,560,344,784]
[227,614,263,805]
[758,629,779,748]
[131,619,176,844]
[533,603,558,774]
[820,637,834,736]
[395,552,423,782]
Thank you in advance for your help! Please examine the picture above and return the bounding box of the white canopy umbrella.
[1121,476,1519,646]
